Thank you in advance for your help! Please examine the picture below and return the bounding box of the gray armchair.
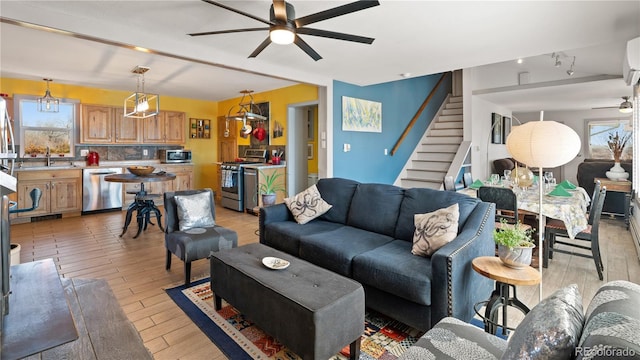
[164,189,238,286]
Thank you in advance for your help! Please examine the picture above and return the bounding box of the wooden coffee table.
[472,256,541,335]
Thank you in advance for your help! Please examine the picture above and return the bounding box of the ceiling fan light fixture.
[619,96,633,113]
[38,78,60,113]
[270,26,295,45]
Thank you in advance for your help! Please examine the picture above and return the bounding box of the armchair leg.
[166,249,172,270]
[185,261,192,287]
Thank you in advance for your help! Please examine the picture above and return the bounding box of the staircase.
[399,96,463,189]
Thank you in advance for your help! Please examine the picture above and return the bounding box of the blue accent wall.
[333,73,451,184]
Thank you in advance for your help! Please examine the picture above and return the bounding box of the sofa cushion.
[412,203,460,257]
[262,220,344,257]
[316,177,360,224]
[347,183,405,237]
[501,284,584,360]
[298,227,394,276]
[284,184,332,224]
[395,188,480,242]
[577,280,640,360]
[353,240,433,306]
[399,317,507,360]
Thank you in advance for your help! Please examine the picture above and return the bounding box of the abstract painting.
[342,96,382,132]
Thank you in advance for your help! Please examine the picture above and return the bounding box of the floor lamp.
[505,112,581,301]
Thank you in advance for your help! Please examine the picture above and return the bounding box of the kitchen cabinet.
[80,104,141,144]
[218,116,237,162]
[243,165,286,211]
[142,111,185,144]
[15,169,82,220]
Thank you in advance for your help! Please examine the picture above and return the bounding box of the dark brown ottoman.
[210,243,364,360]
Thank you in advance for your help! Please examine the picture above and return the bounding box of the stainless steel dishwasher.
[243,167,258,212]
[82,168,124,213]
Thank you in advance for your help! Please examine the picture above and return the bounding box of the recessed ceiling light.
[517,58,523,64]
[400,73,411,78]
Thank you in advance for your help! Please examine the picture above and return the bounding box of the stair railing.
[390,72,451,156]
[444,141,472,187]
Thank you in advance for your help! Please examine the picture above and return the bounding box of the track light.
[566,56,575,76]
[554,54,562,67]
[619,96,633,113]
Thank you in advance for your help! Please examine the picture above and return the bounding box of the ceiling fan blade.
[249,37,273,58]
[272,0,288,22]
[200,0,272,25]
[295,0,380,27]
[592,106,619,110]
[294,36,322,61]
[296,27,374,44]
[188,27,269,36]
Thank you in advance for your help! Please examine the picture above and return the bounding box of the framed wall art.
[502,116,511,144]
[491,112,503,144]
[342,96,382,132]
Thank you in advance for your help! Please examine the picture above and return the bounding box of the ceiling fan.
[592,96,634,113]
[188,0,380,61]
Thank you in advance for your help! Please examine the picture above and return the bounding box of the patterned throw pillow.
[501,284,584,360]
[174,192,215,231]
[411,203,459,257]
[284,185,332,224]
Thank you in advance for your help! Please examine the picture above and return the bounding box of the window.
[15,95,77,157]
[586,119,633,160]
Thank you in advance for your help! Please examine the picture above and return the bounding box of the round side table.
[472,256,541,335]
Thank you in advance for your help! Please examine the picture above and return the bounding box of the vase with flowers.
[606,131,631,181]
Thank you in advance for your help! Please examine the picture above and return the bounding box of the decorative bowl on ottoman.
[127,166,155,176]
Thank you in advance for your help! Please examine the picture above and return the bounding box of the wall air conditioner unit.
[623,36,640,86]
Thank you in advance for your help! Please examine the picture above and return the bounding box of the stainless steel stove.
[220,149,266,211]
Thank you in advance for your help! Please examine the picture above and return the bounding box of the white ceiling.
[1,1,639,110]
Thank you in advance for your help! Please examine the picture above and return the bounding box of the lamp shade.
[506,120,581,168]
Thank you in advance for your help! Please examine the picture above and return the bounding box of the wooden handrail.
[390,72,451,156]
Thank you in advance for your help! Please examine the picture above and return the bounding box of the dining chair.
[478,186,532,232]
[443,175,456,191]
[543,179,601,262]
[543,186,607,280]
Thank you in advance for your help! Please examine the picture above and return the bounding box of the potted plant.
[493,219,535,269]
[258,169,285,206]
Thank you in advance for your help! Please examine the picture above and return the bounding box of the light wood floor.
[9,207,640,359]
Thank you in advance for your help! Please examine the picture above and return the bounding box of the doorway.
[286,102,318,196]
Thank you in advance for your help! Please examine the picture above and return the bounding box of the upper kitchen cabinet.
[142,111,185,144]
[80,104,141,144]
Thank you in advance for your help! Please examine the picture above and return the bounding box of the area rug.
[166,278,425,359]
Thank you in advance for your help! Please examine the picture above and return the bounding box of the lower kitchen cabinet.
[15,169,82,221]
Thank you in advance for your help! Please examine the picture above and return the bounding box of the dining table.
[104,172,176,238]
[460,182,591,239]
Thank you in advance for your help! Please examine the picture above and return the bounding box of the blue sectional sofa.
[259,177,496,331]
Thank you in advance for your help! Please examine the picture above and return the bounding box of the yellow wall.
[0,77,218,189]
[217,84,318,147]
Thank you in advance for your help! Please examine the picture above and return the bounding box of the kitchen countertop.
[242,164,286,169]
[15,161,193,172]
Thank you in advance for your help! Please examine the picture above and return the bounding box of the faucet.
[45,146,53,167]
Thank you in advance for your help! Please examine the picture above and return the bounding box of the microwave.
[159,149,192,163]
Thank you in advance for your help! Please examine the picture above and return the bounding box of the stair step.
[445,102,462,109]
[449,96,463,103]
[422,137,463,146]
[438,114,463,122]
[406,169,446,181]
[433,121,462,130]
[410,160,450,171]
[400,178,443,189]
[442,108,463,116]
[428,128,463,137]
[419,144,459,152]
[415,152,455,162]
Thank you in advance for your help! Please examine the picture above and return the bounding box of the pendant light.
[225,90,267,122]
[37,78,59,113]
[124,66,159,119]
